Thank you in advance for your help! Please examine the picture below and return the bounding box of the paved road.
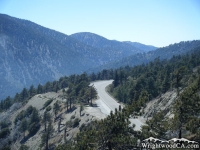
[91,80,144,130]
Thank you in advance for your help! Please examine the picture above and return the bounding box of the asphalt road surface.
[91,80,144,130]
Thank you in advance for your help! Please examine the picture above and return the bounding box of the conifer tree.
[53,100,60,118]
[42,111,51,132]
[19,118,28,138]
[41,120,54,150]
[80,103,84,116]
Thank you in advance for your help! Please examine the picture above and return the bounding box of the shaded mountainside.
[91,40,200,72]
[0,14,96,99]
[0,14,143,100]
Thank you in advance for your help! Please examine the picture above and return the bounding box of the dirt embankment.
[142,90,177,119]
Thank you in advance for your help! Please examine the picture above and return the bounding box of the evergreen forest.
[0,47,200,149]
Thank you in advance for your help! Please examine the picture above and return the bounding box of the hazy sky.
[0,0,200,47]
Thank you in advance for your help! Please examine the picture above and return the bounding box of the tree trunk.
[70,98,72,110]
[64,127,66,142]
[58,118,61,132]
[45,134,49,150]
[45,122,46,132]
[66,100,68,112]
[87,98,90,104]
[107,140,112,150]
[90,98,93,106]
[23,131,25,139]
[179,129,182,139]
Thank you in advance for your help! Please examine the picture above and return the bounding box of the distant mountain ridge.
[90,40,200,72]
[70,32,146,55]
[124,41,157,52]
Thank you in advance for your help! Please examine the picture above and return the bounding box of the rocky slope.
[0,88,106,150]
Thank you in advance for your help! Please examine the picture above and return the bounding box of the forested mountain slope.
[0,14,100,99]
[55,47,200,149]
[0,47,200,149]
[0,14,145,100]
[92,40,200,72]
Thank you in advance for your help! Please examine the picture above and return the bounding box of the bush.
[0,128,10,139]
[43,98,53,109]
[25,105,34,117]
[19,144,29,150]
[14,110,25,125]
[0,120,11,129]
[28,123,40,136]
[79,123,85,131]
[73,118,80,128]
[1,145,11,150]
[70,115,75,120]
[46,105,52,112]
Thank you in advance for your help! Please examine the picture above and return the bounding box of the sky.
[0,0,200,47]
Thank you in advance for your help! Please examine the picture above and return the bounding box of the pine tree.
[28,108,40,135]
[42,111,51,132]
[29,85,36,97]
[19,118,28,138]
[172,75,200,139]
[53,101,60,118]
[20,88,29,101]
[88,86,97,106]
[41,120,54,150]
[80,103,84,116]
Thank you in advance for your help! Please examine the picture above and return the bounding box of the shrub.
[79,123,85,131]
[73,118,80,128]
[0,120,11,129]
[28,123,40,136]
[43,98,53,109]
[14,110,25,125]
[70,115,75,120]
[0,128,10,139]
[19,144,29,150]
[46,105,52,112]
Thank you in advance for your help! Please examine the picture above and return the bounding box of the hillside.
[1,14,199,100]
[0,89,106,150]
[0,48,200,149]
[91,40,200,72]
[0,14,144,100]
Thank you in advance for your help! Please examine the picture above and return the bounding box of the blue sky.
[0,0,200,47]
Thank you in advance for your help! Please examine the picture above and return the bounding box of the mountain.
[91,40,200,72]
[70,32,144,56]
[1,14,199,100]
[0,14,99,99]
[1,45,200,149]
[0,14,148,100]
[124,41,157,52]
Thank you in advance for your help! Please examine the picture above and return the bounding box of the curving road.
[91,80,144,131]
